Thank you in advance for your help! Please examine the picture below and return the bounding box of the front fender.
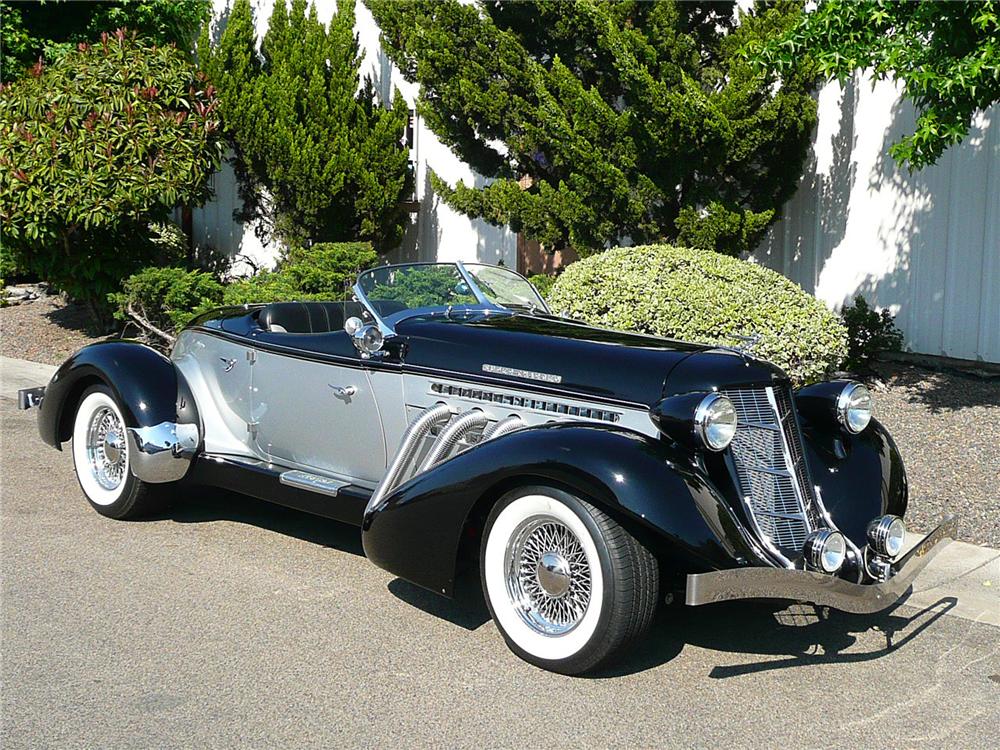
[37,340,200,482]
[362,423,772,597]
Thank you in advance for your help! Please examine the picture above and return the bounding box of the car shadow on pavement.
[595,596,957,679]
[161,485,365,556]
[386,571,492,631]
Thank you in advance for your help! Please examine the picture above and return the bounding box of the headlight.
[867,515,906,559]
[693,394,737,451]
[803,529,847,573]
[836,382,872,433]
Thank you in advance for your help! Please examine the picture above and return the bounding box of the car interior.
[257,300,407,334]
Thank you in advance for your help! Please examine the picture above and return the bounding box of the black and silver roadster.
[20,261,955,674]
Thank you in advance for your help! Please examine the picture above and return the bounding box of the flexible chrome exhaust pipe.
[419,409,489,472]
[367,402,453,513]
[482,415,524,441]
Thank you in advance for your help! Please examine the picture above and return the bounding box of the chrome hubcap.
[505,515,592,635]
[86,407,127,491]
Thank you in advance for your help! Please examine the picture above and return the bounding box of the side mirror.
[344,316,364,336]
[455,282,471,296]
[352,324,385,358]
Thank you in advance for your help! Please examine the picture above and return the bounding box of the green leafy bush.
[527,273,556,300]
[367,265,477,308]
[113,242,378,340]
[0,31,222,320]
[109,266,224,337]
[841,295,904,373]
[547,245,848,384]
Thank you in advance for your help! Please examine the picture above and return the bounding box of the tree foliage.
[201,0,413,251]
[757,1,1000,168]
[1,0,211,82]
[366,0,817,257]
[0,31,223,317]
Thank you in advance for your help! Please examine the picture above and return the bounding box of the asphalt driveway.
[2,393,998,748]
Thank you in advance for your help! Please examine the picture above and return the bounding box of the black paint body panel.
[37,340,195,449]
[362,423,774,596]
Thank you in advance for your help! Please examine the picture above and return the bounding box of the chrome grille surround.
[722,385,824,563]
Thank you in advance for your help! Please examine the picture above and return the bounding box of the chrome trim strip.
[429,381,622,423]
[279,470,350,497]
[127,421,199,483]
[685,516,957,613]
[765,385,816,535]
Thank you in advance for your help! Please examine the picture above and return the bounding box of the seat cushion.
[260,301,351,334]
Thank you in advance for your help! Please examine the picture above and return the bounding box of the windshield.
[463,263,546,311]
[357,264,479,314]
[354,262,550,330]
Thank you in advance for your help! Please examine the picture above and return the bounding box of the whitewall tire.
[71,385,164,519]
[481,486,659,674]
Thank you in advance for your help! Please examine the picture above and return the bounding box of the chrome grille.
[722,386,818,556]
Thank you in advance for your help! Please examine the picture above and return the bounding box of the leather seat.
[259,301,365,334]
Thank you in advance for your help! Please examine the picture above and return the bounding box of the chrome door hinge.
[247,421,258,438]
[246,349,257,364]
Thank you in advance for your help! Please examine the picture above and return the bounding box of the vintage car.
[19,261,955,674]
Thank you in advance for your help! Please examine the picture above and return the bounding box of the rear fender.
[38,341,200,483]
[362,423,770,597]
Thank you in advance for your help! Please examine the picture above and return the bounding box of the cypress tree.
[366,0,817,256]
[203,0,412,250]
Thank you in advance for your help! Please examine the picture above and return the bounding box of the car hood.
[395,312,706,406]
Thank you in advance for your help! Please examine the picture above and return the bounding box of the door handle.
[220,357,237,373]
[329,384,358,398]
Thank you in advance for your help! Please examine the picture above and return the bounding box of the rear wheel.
[71,385,164,519]
[481,486,659,674]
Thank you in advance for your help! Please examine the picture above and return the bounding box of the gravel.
[2,295,997,546]
[0,293,108,365]
[872,363,1000,548]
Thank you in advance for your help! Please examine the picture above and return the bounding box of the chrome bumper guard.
[17,386,45,410]
[127,421,199,483]
[685,517,957,614]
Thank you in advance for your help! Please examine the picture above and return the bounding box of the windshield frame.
[352,261,550,337]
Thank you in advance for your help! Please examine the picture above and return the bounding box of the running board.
[279,470,350,497]
[188,454,371,527]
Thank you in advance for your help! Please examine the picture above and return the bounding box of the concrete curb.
[1,355,997,627]
[0,356,57,397]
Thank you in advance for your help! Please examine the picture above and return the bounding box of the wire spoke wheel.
[504,515,592,635]
[85,406,127,491]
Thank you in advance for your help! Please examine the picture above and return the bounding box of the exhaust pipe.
[419,409,489,472]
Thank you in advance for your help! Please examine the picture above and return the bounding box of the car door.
[250,340,388,487]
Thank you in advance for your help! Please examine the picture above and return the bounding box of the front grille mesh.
[722,386,818,554]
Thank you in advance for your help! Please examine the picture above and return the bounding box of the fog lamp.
[803,529,847,573]
[867,515,906,559]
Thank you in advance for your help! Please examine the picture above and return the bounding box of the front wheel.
[71,385,165,519]
[481,486,659,674]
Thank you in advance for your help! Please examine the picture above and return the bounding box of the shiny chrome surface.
[722,385,819,561]
[366,403,453,514]
[17,386,45,410]
[87,406,128,490]
[329,384,358,399]
[803,529,847,573]
[482,415,525,441]
[429,382,622,423]
[836,382,872,433]
[419,409,488,472]
[279,469,350,497]
[868,514,907,559]
[686,516,957,613]
[505,516,592,635]
[127,421,199,483]
[693,393,737,451]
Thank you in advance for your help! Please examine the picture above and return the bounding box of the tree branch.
[126,301,176,346]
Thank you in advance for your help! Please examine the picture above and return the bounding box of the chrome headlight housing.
[803,529,847,573]
[693,394,737,452]
[867,515,906,559]
[836,382,872,433]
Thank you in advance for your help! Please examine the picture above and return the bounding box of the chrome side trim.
[127,421,199,483]
[419,409,489,472]
[279,470,350,497]
[430,381,621,423]
[366,403,453,514]
[685,516,957,613]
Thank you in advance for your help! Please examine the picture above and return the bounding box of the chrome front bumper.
[685,517,957,614]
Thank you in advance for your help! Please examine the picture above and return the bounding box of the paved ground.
[2,370,999,748]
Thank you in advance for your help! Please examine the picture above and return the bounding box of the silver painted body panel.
[172,329,656,491]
